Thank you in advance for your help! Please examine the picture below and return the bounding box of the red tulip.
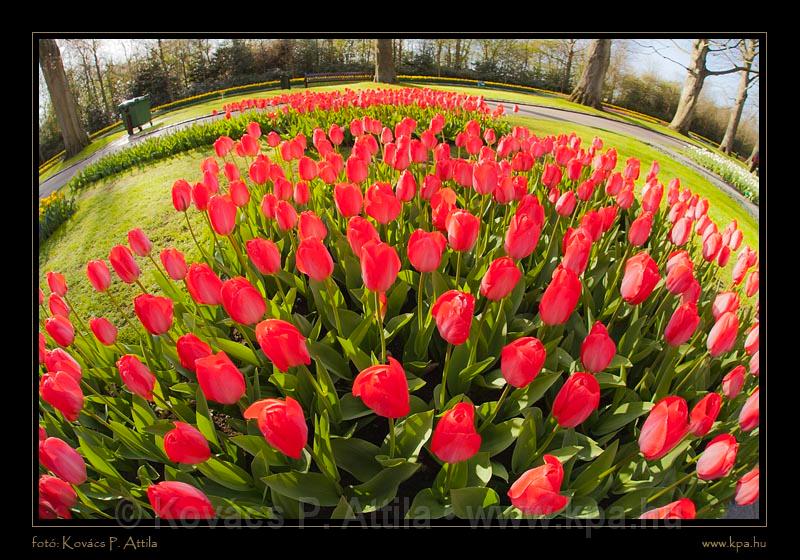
[48,293,69,318]
[86,259,111,292]
[147,481,215,519]
[664,302,700,347]
[739,388,759,431]
[500,337,546,389]
[229,179,250,207]
[275,200,298,231]
[352,357,410,418]
[116,354,156,401]
[407,229,447,273]
[266,131,281,147]
[430,402,482,463]
[192,181,211,211]
[669,217,692,246]
[712,291,739,321]
[255,319,311,372]
[347,216,380,259]
[702,232,722,262]
[39,371,83,421]
[47,271,67,297]
[295,238,334,282]
[39,332,46,364]
[666,261,694,295]
[160,248,188,281]
[717,245,731,267]
[689,393,722,437]
[555,191,577,216]
[504,212,542,260]
[421,175,441,200]
[346,156,369,184]
[360,240,401,293]
[208,194,237,236]
[244,396,308,459]
[707,311,739,357]
[108,245,140,284]
[581,322,616,372]
[639,498,696,520]
[735,467,759,506]
[176,333,212,372]
[89,317,117,346]
[552,372,601,428]
[44,348,81,382]
[562,227,592,275]
[260,193,277,219]
[508,455,569,515]
[45,315,74,347]
[722,365,746,399]
[185,263,223,306]
[480,257,521,301]
[621,252,660,305]
[39,437,87,485]
[365,182,402,224]
[446,210,480,252]
[750,350,760,377]
[128,228,152,257]
[172,179,193,211]
[164,422,211,465]
[395,170,417,202]
[539,265,581,325]
[220,277,266,325]
[214,136,234,157]
[697,434,738,481]
[334,182,363,217]
[472,161,498,195]
[431,290,475,346]
[39,475,77,519]
[298,156,318,181]
[134,294,173,335]
[246,238,281,275]
[298,211,328,242]
[639,396,689,461]
[195,352,246,405]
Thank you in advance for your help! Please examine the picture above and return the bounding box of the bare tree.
[719,39,759,154]
[39,39,89,158]
[374,39,396,83]
[568,39,612,108]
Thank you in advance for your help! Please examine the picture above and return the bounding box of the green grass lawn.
[39,131,126,182]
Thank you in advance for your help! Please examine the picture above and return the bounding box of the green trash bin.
[118,95,152,135]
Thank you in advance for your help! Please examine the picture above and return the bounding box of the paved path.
[38,100,759,226]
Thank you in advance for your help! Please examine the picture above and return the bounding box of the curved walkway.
[38,100,759,224]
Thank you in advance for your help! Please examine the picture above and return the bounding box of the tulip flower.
[712,291,739,320]
[555,191,577,216]
[128,228,153,257]
[360,240,401,293]
[697,434,738,481]
[275,200,298,231]
[702,232,722,262]
[639,498,696,520]
[508,455,569,515]
[480,257,521,301]
[639,396,688,461]
[134,294,173,335]
[396,170,418,202]
[707,311,739,357]
[735,467,759,506]
[352,357,410,418]
[244,397,308,459]
[739,388,759,431]
[621,252,660,305]
[364,182,402,224]
[46,271,67,297]
[500,337,546,388]
[581,322,616,372]
[666,262,694,295]
[39,333,46,364]
[89,317,117,346]
[48,293,70,318]
[430,402,482,464]
[722,365,746,399]
[296,237,334,282]
[562,227,592,275]
[246,238,281,275]
[172,179,193,211]
[39,475,77,519]
[163,422,211,465]
[185,263,224,306]
[445,210,480,252]
[347,216,381,259]
[539,265,581,325]
[45,315,75,347]
[147,481,215,519]
[160,248,188,281]
[552,372,601,428]
[40,371,84,422]
[176,333,212,372]
[407,229,447,273]
[298,211,328,242]
[688,393,722,437]
[220,277,266,325]
[195,352,247,405]
[116,354,156,400]
[663,302,700,347]
[744,324,759,355]
[255,319,311,372]
[431,290,475,346]
[45,348,81,382]
[86,259,112,292]
[39,437,87,485]
[108,245,140,284]
[334,182,364,217]
[749,350,760,377]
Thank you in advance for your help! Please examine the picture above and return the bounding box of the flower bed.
[39,190,76,243]
[684,147,759,204]
[38,88,760,522]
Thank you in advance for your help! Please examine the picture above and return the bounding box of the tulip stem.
[417,271,426,333]
[238,324,266,367]
[479,383,511,432]
[454,251,462,289]
[388,417,396,459]
[79,379,134,425]
[106,290,134,330]
[646,470,699,504]
[673,355,711,394]
[185,212,213,268]
[467,300,492,366]
[326,278,344,335]
[146,254,172,288]
[439,344,453,411]
[374,290,386,363]
[134,279,149,295]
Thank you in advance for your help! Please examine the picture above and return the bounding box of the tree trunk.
[568,39,611,108]
[436,41,443,76]
[91,42,110,115]
[397,39,403,71]
[374,39,396,83]
[39,39,89,158]
[720,41,757,154]
[562,41,575,93]
[747,137,759,174]
[669,39,709,134]
[455,39,462,70]
[157,39,173,101]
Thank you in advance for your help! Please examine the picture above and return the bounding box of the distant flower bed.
[39,190,76,242]
[685,147,759,204]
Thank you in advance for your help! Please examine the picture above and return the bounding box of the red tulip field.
[38,87,759,522]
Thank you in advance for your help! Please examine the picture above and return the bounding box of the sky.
[41,38,759,119]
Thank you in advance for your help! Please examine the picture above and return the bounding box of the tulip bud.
[86,259,112,292]
[688,393,722,437]
[176,333,212,372]
[562,227,592,275]
[246,238,281,275]
[347,216,381,259]
[147,481,215,519]
[134,294,174,335]
[128,228,153,257]
[244,397,308,459]
[160,248,188,281]
[45,315,75,347]
[431,290,475,346]
[430,402,482,463]
[108,245,140,284]
[581,322,616,372]
[480,257,521,301]
[639,498,696,520]
[739,388,759,431]
[172,179,193,212]
[295,238,334,282]
[116,354,156,401]
[334,183,364,218]
[164,422,211,465]
[504,212,542,261]
[48,293,70,318]
[735,467,759,506]
[360,240,401,293]
[89,317,117,346]
[722,365,746,399]
[185,263,224,306]
[298,211,328,242]
[666,262,694,295]
[221,277,266,325]
[365,182,402,224]
[352,357,410,418]
[39,371,84,422]
[39,475,77,519]
[500,337,546,388]
[445,210,480,252]
[664,302,700,347]
[407,229,447,273]
[47,271,68,297]
[39,437,87,485]
[552,372,601,428]
[639,396,688,461]
[707,311,739,357]
[45,348,81,381]
[275,200,298,231]
[539,265,581,325]
[508,455,569,515]
[555,191,577,216]
[620,252,660,305]
[255,319,311,372]
[697,434,738,481]
[744,323,759,355]
[195,352,246,405]
[712,291,739,320]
